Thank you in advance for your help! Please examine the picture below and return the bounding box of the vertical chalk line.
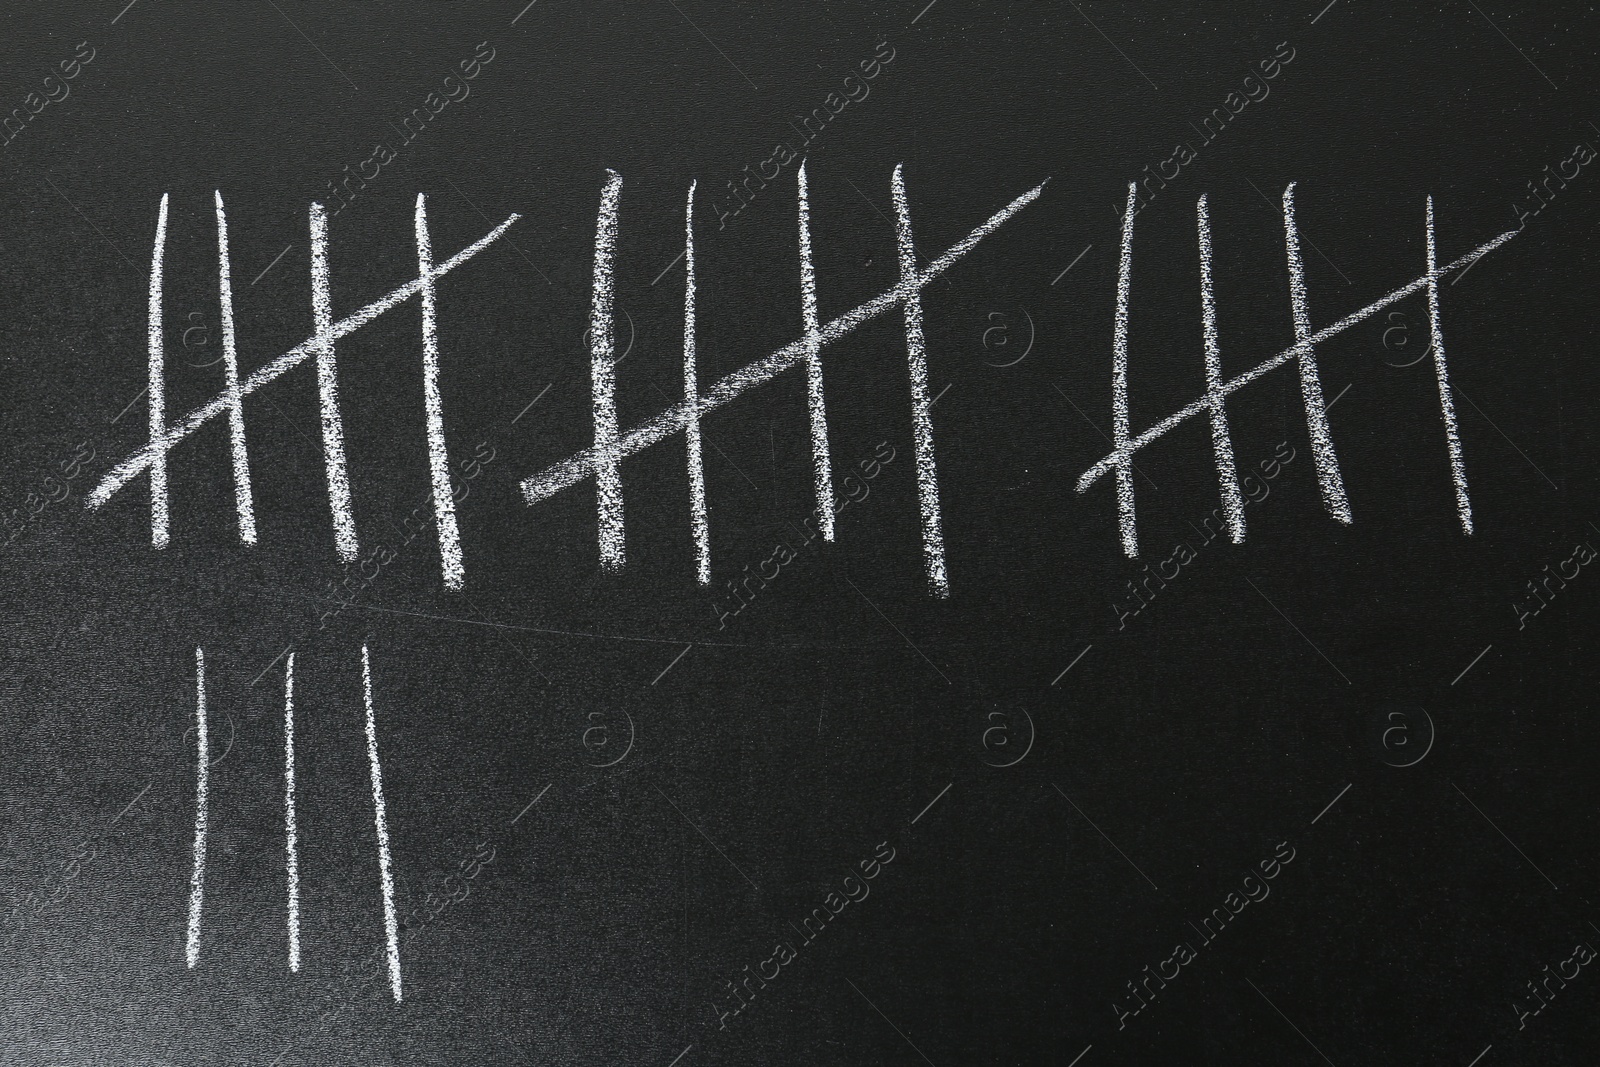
[185,647,208,968]
[148,194,171,549]
[683,180,711,585]
[361,645,402,1002]
[310,202,359,562]
[1111,182,1139,558]
[414,195,466,590]
[1426,196,1473,534]
[1282,183,1352,524]
[214,191,258,545]
[891,164,950,598]
[798,161,837,540]
[1196,194,1246,543]
[591,170,626,571]
[284,652,300,972]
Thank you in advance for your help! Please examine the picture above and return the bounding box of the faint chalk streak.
[1466,1044,1492,1067]
[112,781,153,824]
[1310,782,1351,825]
[843,976,937,1067]
[1052,244,1092,285]
[251,244,294,287]
[1451,780,1559,891]
[1068,1,1158,91]
[1245,978,1336,1066]
[1454,390,1559,490]
[912,782,952,825]
[665,1046,693,1067]
[1067,1046,1093,1067]
[111,387,149,426]
[1245,578,1351,685]
[651,248,687,287]
[511,0,540,25]
[844,577,953,685]
[660,0,759,91]
[910,0,939,25]
[512,383,553,425]
[1051,644,1092,685]
[652,643,693,685]
[1451,644,1492,686]
[111,0,142,25]
[1325,381,1352,412]
[262,0,360,91]
[510,782,552,825]
[655,786,760,891]
[1052,783,1159,892]
[41,174,137,271]
[1309,0,1339,25]
[249,645,294,688]
[1465,0,1559,90]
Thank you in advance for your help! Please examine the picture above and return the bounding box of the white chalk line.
[519,174,1050,542]
[1111,182,1138,557]
[1283,182,1351,524]
[798,161,837,542]
[892,165,950,597]
[1426,196,1473,534]
[683,180,711,585]
[361,645,403,1002]
[1076,225,1517,489]
[87,211,521,508]
[415,194,466,589]
[591,170,626,571]
[1196,194,1245,544]
[310,201,359,563]
[185,647,207,968]
[148,194,170,549]
[214,191,258,545]
[284,652,300,972]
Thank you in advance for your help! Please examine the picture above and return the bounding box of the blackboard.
[3,3,1598,1064]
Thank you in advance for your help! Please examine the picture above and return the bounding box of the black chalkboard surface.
[2,3,1598,1064]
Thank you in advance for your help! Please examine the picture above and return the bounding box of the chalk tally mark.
[90,195,520,587]
[284,652,300,972]
[185,646,207,968]
[1077,187,1515,554]
[520,165,1048,598]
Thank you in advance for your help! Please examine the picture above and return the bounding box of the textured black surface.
[1,3,1598,1065]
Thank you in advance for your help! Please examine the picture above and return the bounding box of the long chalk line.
[184,646,207,968]
[1076,186,1516,557]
